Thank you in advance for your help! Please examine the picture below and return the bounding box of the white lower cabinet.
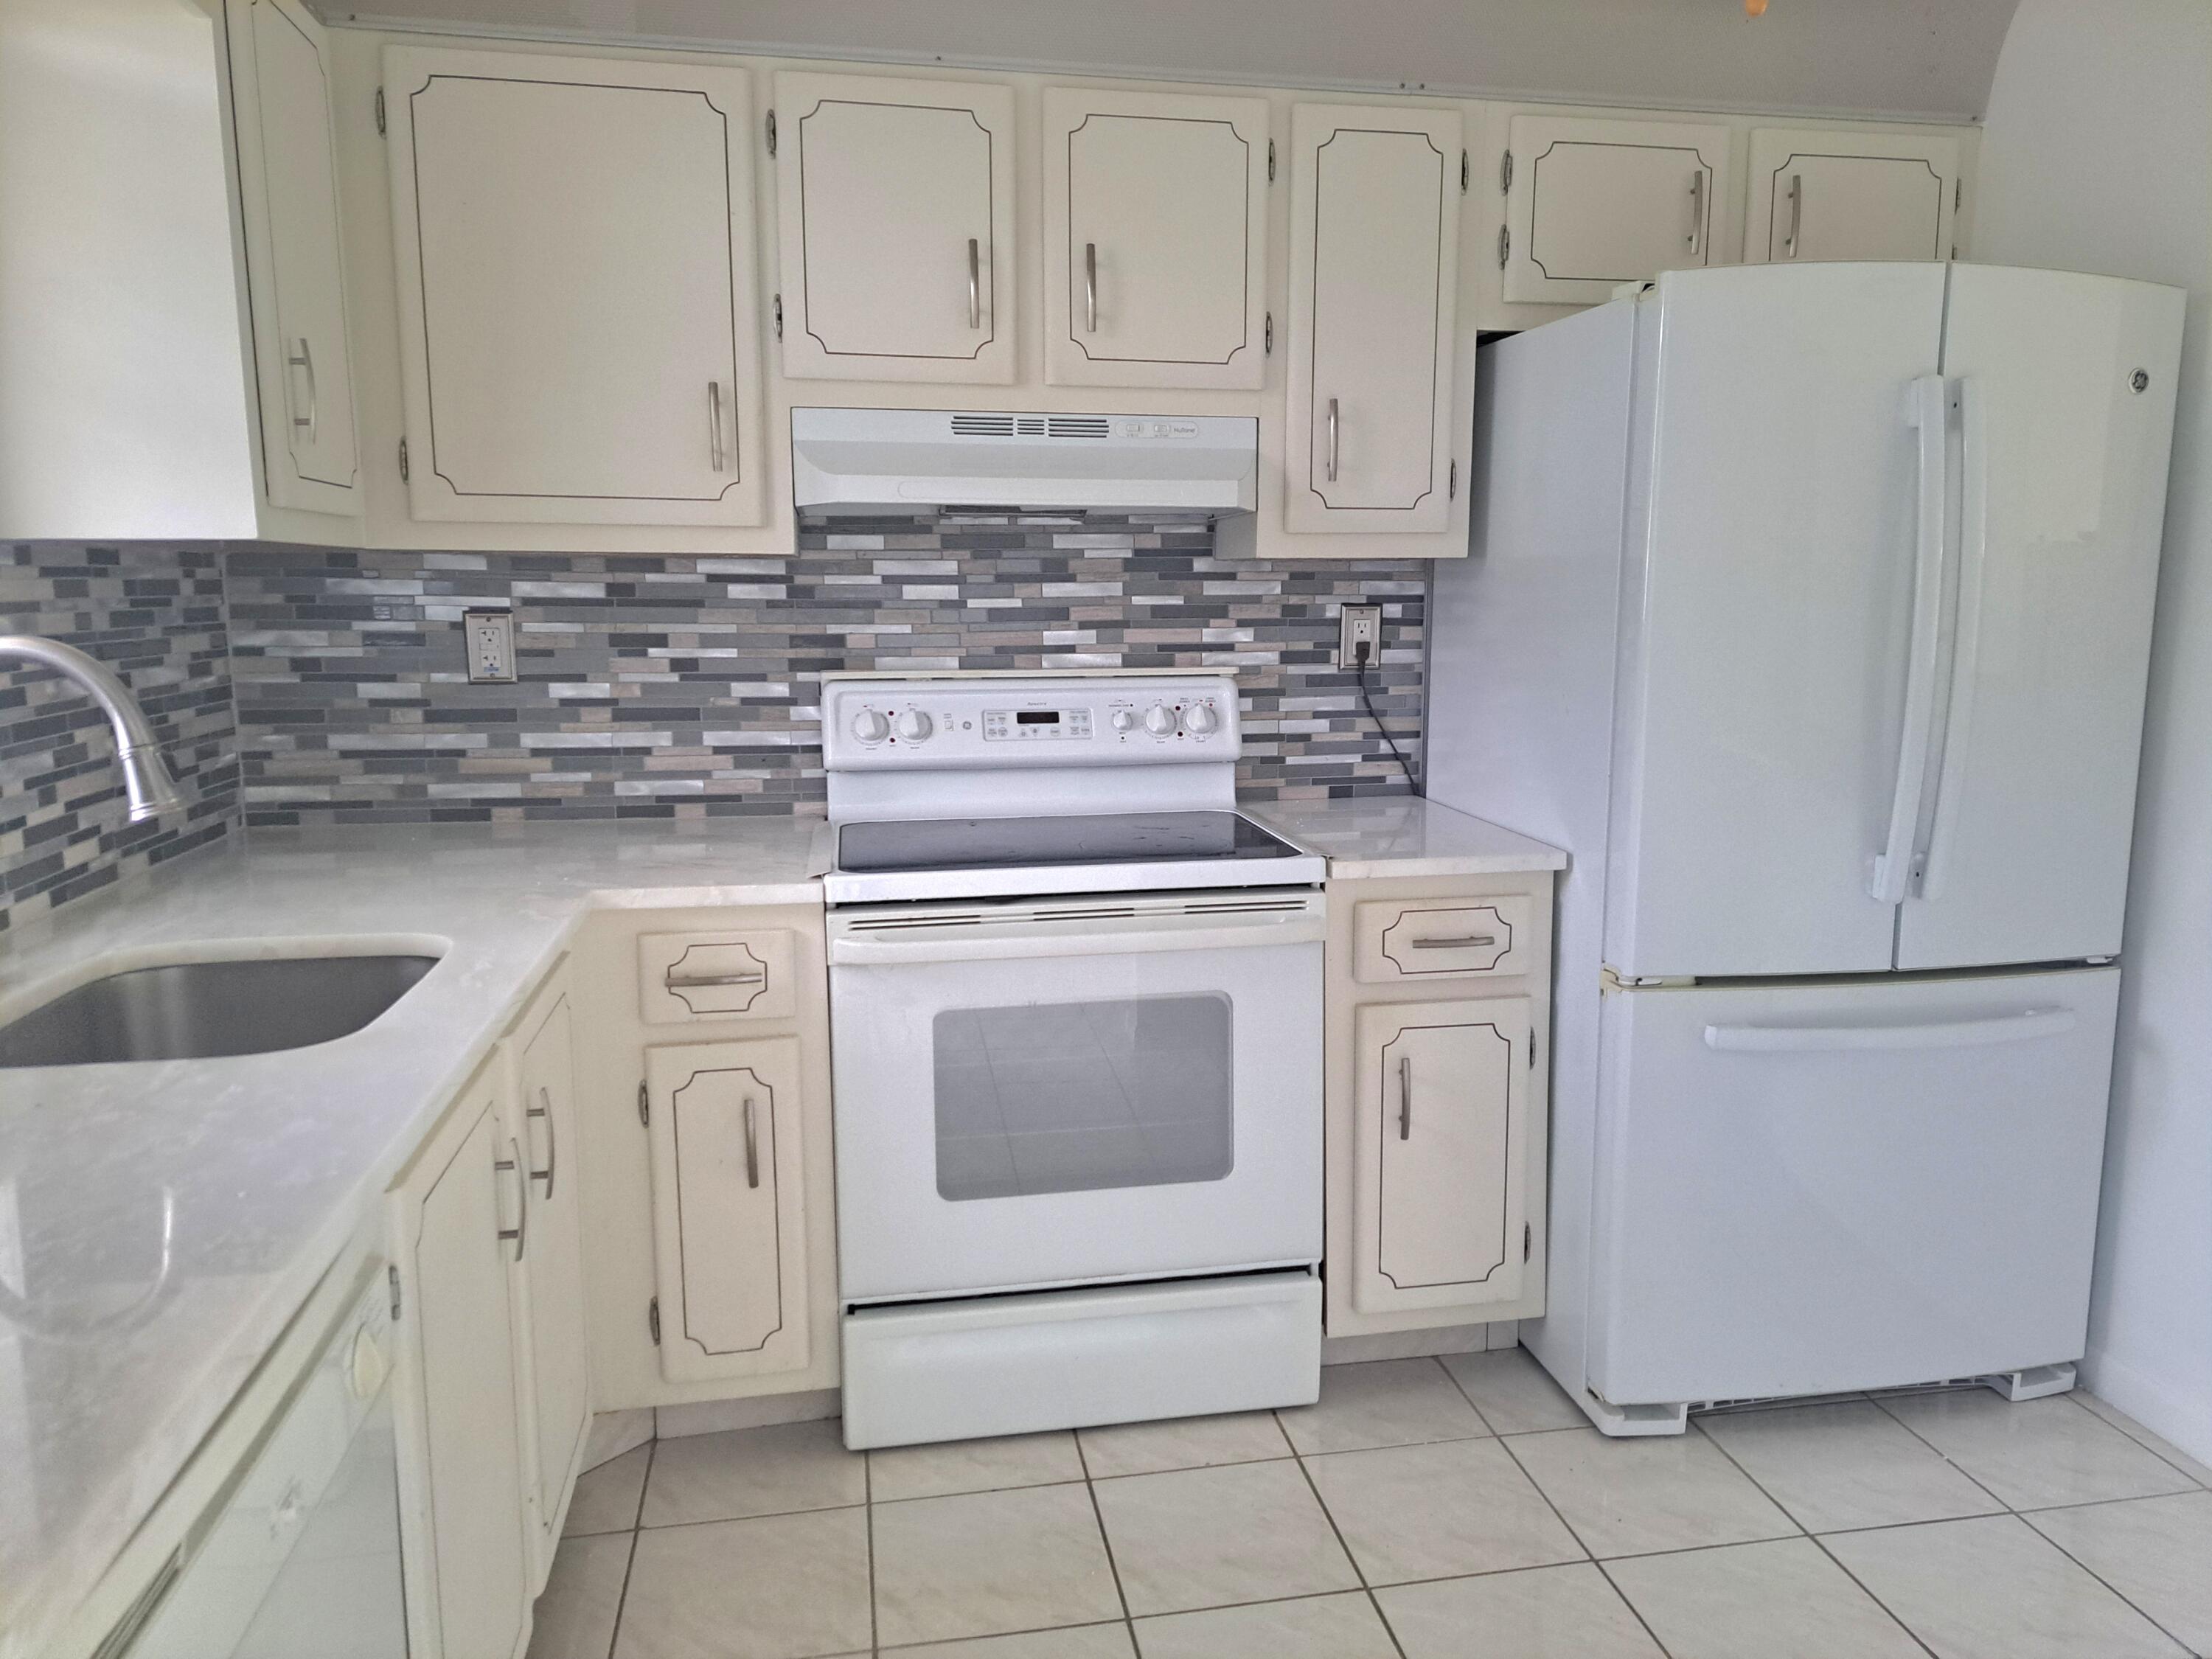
[388,1063,532,1659]
[1352,998,1531,1315]
[643,1036,812,1382]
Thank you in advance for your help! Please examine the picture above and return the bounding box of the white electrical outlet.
[1338,603,1382,669]
[464,610,516,684]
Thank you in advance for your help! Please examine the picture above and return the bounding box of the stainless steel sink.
[0,954,439,1068]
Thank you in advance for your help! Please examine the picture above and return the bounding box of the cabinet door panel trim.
[1374,1017,1519,1293]
[668,1060,788,1358]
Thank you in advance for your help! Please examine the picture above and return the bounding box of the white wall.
[1975,0,2212,1464]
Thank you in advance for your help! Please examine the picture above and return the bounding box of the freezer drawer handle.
[1703,1007,2076,1054]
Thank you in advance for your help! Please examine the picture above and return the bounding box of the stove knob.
[1144,703,1179,737]
[1185,702,1221,735]
[852,708,890,743]
[897,709,933,742]
[1110,709,1138,733]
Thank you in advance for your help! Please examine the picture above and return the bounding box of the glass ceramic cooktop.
[836,810,1305,874]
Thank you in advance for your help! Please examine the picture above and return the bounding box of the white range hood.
[790,407,1258,516]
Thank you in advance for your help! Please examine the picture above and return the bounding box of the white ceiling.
[319,0,2020,122]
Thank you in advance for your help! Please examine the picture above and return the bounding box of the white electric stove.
[821,674,1326,1449]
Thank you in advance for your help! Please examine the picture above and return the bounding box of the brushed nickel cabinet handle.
[1397,1054,1413,1141]
[708,380,725,472]
[742,1096,760,1189]
[1326,397,1340,483]
[968,237,981,328]
[495,1138,527,1262]
[287,338,317,438]
[527,1085,557,1199]
[1411,934,1498,950]
[1084,241,1098,333]
[664,969,768,990]
[1688,170,1705,254]
[1785,173,1803,258]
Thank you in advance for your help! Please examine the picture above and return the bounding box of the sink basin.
[0,954,439,1068]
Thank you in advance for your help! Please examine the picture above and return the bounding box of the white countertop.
[0,818,827,1659]
[1250,795,1569,880]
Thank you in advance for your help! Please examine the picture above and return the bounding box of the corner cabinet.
[382,46,766,525]
[1742,128,1961,265]
[1326,874,1556,1337]
[1500,114,1731,305]
[1284,102,1463,535]
[773,72,1017,384]
[1041,87,1269,390]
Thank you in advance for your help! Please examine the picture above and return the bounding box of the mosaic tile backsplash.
[0,544,240,933]
[226,515,1427,827]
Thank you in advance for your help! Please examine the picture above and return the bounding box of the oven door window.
[933,994,1234,1200]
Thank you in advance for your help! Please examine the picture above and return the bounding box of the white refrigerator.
[1426,262,2185,1435]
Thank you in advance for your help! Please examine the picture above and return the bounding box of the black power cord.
[1354,637,1419,794]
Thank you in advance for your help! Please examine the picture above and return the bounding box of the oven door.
[829,888,1325,1303]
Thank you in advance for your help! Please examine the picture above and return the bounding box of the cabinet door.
[388,1082,530,1659]
[1503,114,1729,305]
[644,1037,810,1382]
[1743,129,1960,265]
[1043,87,1267,389]
[1285,103,1461,534]
[384,46,765,525]
[774,72,1015,383]
[512,990,588,1580]
[227,0,358,515]
[1351,998,1530,1315]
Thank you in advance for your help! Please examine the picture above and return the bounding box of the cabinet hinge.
[1497,225,1510,270]
[1461,149,1470,192]
[1523,1222,1532,1262]
[648,1296,661,1344]
[1264,311,1273,355]
[773,293,784,342]
[1449,459,1457,499]
[387,1264,402,1321]
[374,86,386,136]
[1267,139,1275,183]
[397,437,408,481]
[1500,149,1513,195]
[765,109,777,157]
[637,1080,650,1127]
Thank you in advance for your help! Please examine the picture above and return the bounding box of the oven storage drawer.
[639,928,796,1023]
[841,1271,1321,1448]
[1353,897,1529,983]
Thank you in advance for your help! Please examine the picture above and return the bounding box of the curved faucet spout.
[0,636,187,823]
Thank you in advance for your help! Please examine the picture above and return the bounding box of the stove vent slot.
[948,413,1016,437]
[1047,415,1111,439]
[846,912,985,932]
[1176,897,1312,916]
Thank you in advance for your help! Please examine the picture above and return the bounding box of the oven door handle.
[830,911,1326,966]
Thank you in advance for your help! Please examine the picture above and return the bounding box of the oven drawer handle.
[830,914,1326,965]
[1409,934,1497,950]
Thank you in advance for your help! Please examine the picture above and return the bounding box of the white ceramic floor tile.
[528,1532,633,1659]
[884,1624,1138,1658]
[2026,1491,2212,1655]
[1506,1428,1798,1559]
[2077,1394,2212,1489]
[1276,1358,1490,1455]
[565,1443,651,1537]
[1091,1460,1358,1616]
[1304,1437,1585,1584]
[872,1483,1123,1648]
[1377,1564,1666,1659]
[1133,1592,1397,1658]
[1605,1537,1927,1659]
[640,1419,866,1528]
[1879,1391,2199,1511]
[869,1431,1087,1502]
[617,1506,873,1659]
[1825,1514,2187,1659]
[1699,1399,2003,1532]
[1440,1349,1587,1436]
[1077,1411,1290,1480]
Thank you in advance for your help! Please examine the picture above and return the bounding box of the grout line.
[863,1438,879,1656]
[1074,1430,1137,1627]
[1433,1349,1504,1437]
[599,1439,657,1659]
[2063,1391,2212,1492]
[1863,1391,2026,1515]
[1489,1427,1677,1659]
[1281,1430,1404,1659]
[2016,1510,2205,1657]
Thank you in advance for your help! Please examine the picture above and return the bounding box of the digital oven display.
[1015,711,1061,726]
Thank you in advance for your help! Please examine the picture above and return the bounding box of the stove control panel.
[824,675,1240,771]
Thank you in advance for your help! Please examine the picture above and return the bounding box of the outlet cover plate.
[1338,604,1382,669]
[464,609,516,684]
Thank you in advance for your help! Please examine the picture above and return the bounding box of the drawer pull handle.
[1398,1054,1413,1141]
[664,969,768,990]
[742,1096,760,1189]
[494,1140,528,1262]
[1411,934,1497,950]
[527,1086,557,1200]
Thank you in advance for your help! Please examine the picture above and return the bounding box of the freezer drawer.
[1588,967,2118,1407]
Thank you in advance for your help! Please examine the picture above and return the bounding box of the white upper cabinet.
[228,0,359,515]
[1502,114,1730,305]
[773,72,1017,383]
[1041,88,1269,390]
[1743,128,1961,265]
[1284,102,1462,535]
[383,46,765,526]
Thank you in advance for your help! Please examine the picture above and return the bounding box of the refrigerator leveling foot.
[1978,1362,2078,1402]
[1582,1392,1691,1438]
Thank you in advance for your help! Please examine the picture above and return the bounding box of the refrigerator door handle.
[1916,376,1988,902]
[1704,1007,2076,1054]
[1870,374,1953,905]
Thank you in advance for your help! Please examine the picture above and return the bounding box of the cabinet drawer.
[639,929,796,1023]
[1354,898,1530,982]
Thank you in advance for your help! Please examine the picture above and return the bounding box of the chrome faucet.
[0,636,187,822]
